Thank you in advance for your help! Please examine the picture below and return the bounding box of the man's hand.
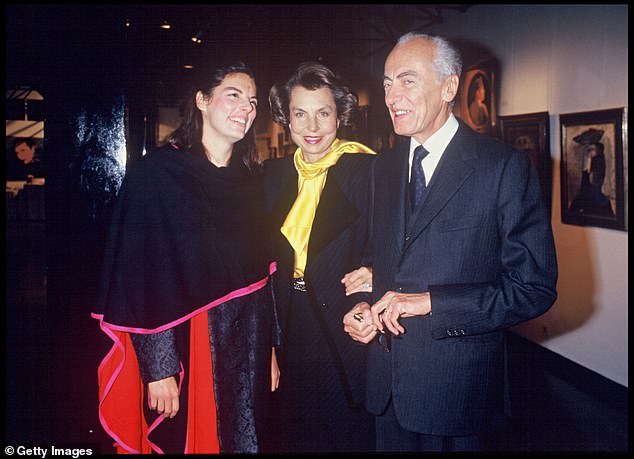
[370,291,431,336]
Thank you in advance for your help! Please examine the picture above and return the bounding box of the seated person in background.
[6,138,44,181]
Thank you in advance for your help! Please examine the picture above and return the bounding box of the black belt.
[292,277,307,292]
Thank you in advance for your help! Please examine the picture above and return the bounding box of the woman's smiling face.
[288,86,339,162]
[198,72,258,144]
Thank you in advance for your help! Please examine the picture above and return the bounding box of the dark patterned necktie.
[410,145,430,210]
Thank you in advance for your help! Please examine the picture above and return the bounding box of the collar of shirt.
[408,114,459,181]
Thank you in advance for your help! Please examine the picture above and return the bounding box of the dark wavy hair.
[269,61,359,131]
[13,137,38,150]
[165,61,260,170]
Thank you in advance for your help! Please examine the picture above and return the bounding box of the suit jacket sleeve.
[428,149,558,339]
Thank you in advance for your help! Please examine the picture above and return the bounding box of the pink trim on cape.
[92,262,276,333]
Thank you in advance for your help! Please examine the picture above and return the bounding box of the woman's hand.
[271,347,280,392]
[147,376,179,418]
[341,266,373,296]
[343,302,378,344]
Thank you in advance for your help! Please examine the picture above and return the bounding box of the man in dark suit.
[343,32,558,452]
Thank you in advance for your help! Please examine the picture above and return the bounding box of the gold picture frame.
[454,59,496,136]
[559,108,627,231]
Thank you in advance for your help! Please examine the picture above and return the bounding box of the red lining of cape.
[94,265,275,454]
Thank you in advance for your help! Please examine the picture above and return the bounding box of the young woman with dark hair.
[93,61,280,454]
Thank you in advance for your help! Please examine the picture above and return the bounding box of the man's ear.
[195,91,207,112]
[443,75,460,103]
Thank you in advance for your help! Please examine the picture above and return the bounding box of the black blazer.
[366,120,558,435]
[263,153,374,406]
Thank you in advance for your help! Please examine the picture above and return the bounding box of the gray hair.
[396,32,463,82]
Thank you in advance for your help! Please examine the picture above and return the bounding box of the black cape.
[92,145,278,453]
[94,145,274,330]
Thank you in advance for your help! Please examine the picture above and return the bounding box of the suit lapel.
[404,125,477,250]
[376,143,409,253]
[309,164,358,260]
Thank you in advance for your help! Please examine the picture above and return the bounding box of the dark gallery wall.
[29,27,118,454]
[6,6,150,448]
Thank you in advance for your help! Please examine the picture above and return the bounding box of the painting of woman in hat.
[568,128,615,218]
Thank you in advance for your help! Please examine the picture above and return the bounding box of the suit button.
[405,236,410,241]
[397,287,403,292]
[446,330,452,336]
[321,303,328,309]
[459,329,466,335]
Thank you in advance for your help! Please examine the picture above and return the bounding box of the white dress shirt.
[408,113,459,183]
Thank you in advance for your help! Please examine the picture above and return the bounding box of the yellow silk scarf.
[280,138,377,278]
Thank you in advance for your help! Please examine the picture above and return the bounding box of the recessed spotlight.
[160,20,171,30]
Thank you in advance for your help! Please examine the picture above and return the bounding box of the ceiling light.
[191,31,203,43]
[160,20,171,30]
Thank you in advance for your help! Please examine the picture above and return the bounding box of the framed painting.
[256,135,273,160]
[454,59,496,136]
[498,112,552,217]
[283,143,296,157]
[559,108,627,231]
[277,131,296,157]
